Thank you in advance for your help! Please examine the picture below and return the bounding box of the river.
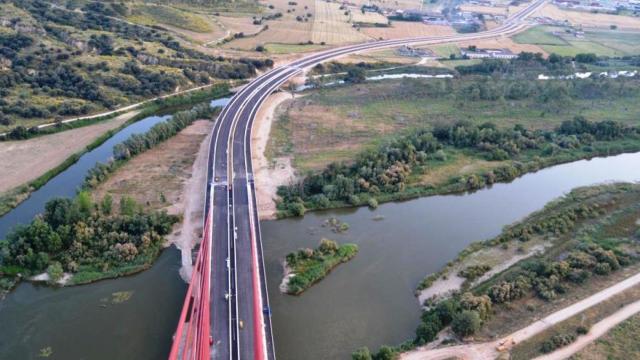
[0,97,231,240]
[0,149,639,357]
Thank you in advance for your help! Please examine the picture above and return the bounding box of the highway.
[170,1,548,359]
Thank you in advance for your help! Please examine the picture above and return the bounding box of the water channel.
[0,122,639,358]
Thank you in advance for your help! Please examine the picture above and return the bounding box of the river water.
[0,148,639,357]
[0,97,231,240]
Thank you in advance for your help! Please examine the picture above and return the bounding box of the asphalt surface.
[205,1,547,359]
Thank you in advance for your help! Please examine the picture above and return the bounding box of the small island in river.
[281,238,358,295]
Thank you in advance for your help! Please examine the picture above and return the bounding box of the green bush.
[540,333,576,353]
[452,310,481,338]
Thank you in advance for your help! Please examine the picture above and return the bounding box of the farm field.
[351,10,388,25]
[264,42,326,54]
[514,26,640,56]
[0,112,136,195]
[535,4,640,30]
[220,0,315,50]
[460,3,527,15]
[362,22,455,40]
[312,0,370,44]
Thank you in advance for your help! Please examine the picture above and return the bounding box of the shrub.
[576,325,589,335]
[452,310,481,338]
[367,197,379,209]
[352,347,372,360]
[540,333,576,353]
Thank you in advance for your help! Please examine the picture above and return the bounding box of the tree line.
[0,193,178,283]
[83,102,216,188]
[277,118,638,216]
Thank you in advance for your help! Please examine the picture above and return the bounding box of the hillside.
[0,0,272,132]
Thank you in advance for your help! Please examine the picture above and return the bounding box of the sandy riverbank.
[251,91,299,220]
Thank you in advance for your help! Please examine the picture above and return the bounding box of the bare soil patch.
[252,91,298,220]
[0,111,136,194]
[91,120,213,278]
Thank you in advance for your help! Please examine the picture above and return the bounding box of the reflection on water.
[0,247,186,360]
[263,152,640,360]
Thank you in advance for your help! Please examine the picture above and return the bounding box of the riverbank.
[252,91,299,220]
[392,182,640,359]
[0,84,231,220]
[91,120,214,281]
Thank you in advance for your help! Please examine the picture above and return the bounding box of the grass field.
[536,4,640,30]
[510,284,640,359]
[268,78,640,171]
[571,312,640,359]
[514,26,640,56]
[264,42,326,54]
[129,4,213,32]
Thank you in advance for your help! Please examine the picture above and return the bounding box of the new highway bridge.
[168,0,547,358]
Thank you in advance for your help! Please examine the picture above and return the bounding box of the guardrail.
[168,209,212,360]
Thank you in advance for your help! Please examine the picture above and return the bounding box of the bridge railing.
[168,209,212,360]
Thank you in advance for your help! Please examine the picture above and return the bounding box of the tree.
[374,346,398,360]
[452,310,481,338]
[76,191,93,216]
[47,262,64,284]
[344,67,366,84]
[101,194,113,215]
[120,196,138,216]
[352,347,372,360]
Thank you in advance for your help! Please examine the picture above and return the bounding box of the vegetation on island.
[284,238,358,295]
[0,193,178,295]
[355,183,640,358]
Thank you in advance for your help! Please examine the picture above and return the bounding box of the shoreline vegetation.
[0,84,231,219]
[277,117,640,218]
[0,193,178,298]
[271,54,640,219]
[353,182,640,359]
[0,95,228,297]
[281,238,358,295]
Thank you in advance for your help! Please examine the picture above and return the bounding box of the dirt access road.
[402,271,640,360]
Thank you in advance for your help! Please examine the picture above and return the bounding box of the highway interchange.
[203,1,548,358]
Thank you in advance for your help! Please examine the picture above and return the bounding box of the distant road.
[203,1,548,359]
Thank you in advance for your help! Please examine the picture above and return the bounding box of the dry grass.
[441,36,546,54]
[536,4,640,30]
[510,283,640,360]
[571,312,640,360]
[460,3,528,15]
[362,22,455,40]
[312,0,369,44]
[347,0,423,10]
[419,153,507,187]
[0,111,136,194]
[351,10,389,25]
[161,22,228,44]
[480,263,640,341]
[91,120,212,212]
